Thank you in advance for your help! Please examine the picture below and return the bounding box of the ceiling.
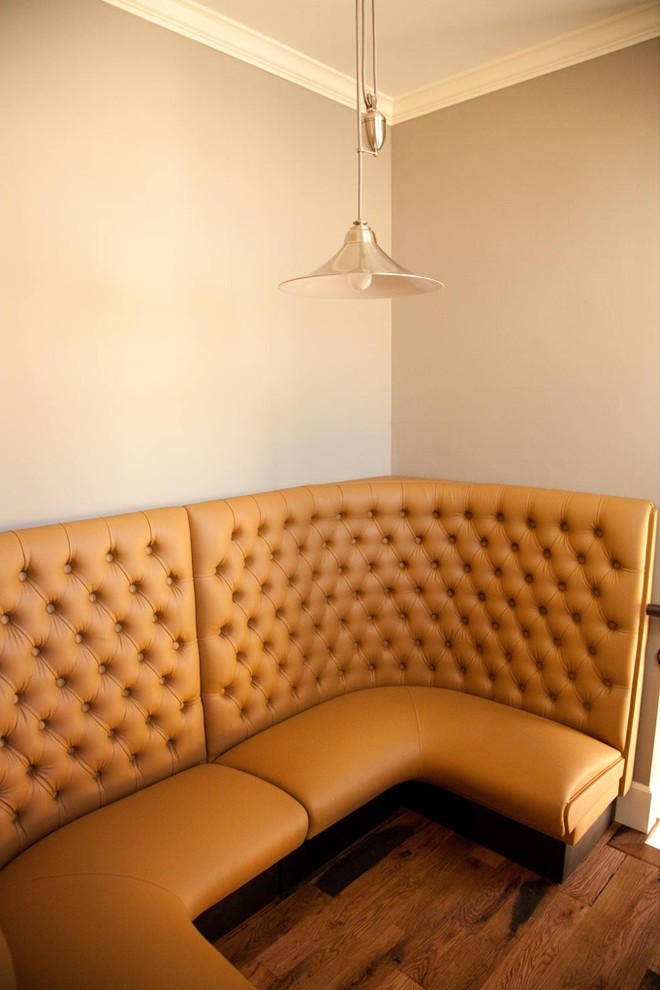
[102,0,659,120]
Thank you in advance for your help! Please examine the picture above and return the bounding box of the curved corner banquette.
[0,478,656,989]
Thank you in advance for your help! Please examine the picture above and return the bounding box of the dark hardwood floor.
[216,809,660,990]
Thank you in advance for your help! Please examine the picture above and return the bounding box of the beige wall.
[392,40,660,793]
[0,0,392,531]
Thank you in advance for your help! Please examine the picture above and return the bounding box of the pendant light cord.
[355,0,378,223]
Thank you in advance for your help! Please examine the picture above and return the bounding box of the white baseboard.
[614,781,657,834]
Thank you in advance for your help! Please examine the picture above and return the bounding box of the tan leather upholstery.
[219,687,421,836]
[0,507,205,870]
[188,479,656,796]
[217,685,623,842]
[0,763,307,988]
[0,477,655,990]
[0,875,256,990]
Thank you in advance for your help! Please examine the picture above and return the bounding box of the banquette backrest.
[0,508,205,870]
[0,479,655,874]
[188,479,656,782]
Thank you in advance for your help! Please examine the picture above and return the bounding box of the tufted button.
[81,702,91,713]
[588,645,597,656]
[415,536,423,544]
[46,602,56,614]
[98,664,107,674]
[568,671,576,681]
[67,745,77,756]
[74,633,83,644]
[432,510,440,519]
[414,639,422,647]
[459,665,467,675]
[129,584,138,594]
[557,581,567,592]
[18,570,27,582]
[382,640,390,648]
[152,612,160,623]
[114,622,123,633]
[491,620,499,630]
[603,678,612,689]
[463,563,471,573]
[399,662,407,671]
[367,510,375,518]
[166,575,174,585]
[106,552,114,563]
[525,573,533,584]
[543,548,552,559]
[572,612,581,623]
[494,567,503,578]
[560,521,569,532]
[399,561,407,570]
[461,615,469,625]
[382,536,389,545]
[538,605,547,616]
[548,692,557,702]
[31,646,41,657]
[336,512,343,521]
[64,562,73,574]
[38,719,47,730]
[431,560,439,569]
[488,671,496,681]
[476,644,484,654]
[430,613,438,621]
[447,588,455,598]
[511,542,519,552]
[89,592,97,603]
[608,620,618,631]
[464,510,473,520]
[445,640,453,650]
[592,587,601,597]
[535,659,544,670]
[351,537,358,545]
[508,598,516,609]
[429,663,436,672]
[56,676,66,688]
[522,629,530,639]
[173,640,181,651]
[400,509,407,518]
[577,554,586,565]
[594,527,604,538]
[145,545,153,556]
[0,738,6,748]
[137,652,145,662]
[527,518,536,529]
[611,559,621,570]
[505,652,513,662]
[583,701,592,712]
[448,535,457,544]
[554,637,562,647]
[0,614,9,625]
[480,538,488,548]
[122,688,131,698]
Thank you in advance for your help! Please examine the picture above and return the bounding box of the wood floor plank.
[215,810,659,990]
[529,856,660,990]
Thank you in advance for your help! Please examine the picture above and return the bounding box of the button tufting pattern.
[185,480,656,764]
[0,507,205,869]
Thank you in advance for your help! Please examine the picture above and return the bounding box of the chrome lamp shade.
[279,221,441,299]
[279,0,443,300]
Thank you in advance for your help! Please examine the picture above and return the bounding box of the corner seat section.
[1,874,256,990]
[407,688,624,842]
[216,686,624,845]
[0,764,308,988]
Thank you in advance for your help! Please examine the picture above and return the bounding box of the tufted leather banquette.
[0,478,656,989]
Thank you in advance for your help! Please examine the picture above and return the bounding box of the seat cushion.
[408,687,624,842]
[216,687,421,837]
[0,763,308,917]
[0,874,255,990]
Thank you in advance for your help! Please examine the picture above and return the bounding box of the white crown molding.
[101,0,658,124]
[99,0,395,118]
[393,1,660,124]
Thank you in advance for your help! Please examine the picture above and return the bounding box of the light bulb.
[347,272,373,291]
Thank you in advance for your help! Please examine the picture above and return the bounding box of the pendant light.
[279,0,443,299]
